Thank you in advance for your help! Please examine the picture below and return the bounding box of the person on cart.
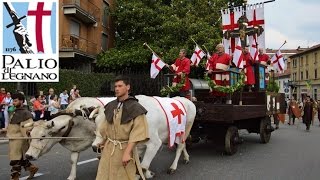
[243,46,256,92]
[167,49,191,97]
[207,44,231,103]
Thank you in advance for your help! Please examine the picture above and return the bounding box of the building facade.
[59,0,114,73]
[266,48,302,99]
[289,44,320,101]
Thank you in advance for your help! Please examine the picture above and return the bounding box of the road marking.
[20,173,43,180]
[77,158,98,165]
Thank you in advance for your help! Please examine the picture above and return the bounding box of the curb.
[0,140,9,144]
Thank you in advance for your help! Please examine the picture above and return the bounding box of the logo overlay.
[0,0,59,82]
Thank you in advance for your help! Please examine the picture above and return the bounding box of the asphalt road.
[1,118,320,180]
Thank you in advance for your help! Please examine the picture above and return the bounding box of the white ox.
[24,97,106,180]
[25,95,196,179]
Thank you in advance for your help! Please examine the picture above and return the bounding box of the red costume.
[258,54,270,65]
[208,53,231,96]
[243,53,255,85]
[172,57,191,92]
[208,53,231,86]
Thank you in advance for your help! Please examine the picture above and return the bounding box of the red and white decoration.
[271,50,285,72]
[190,45,205,66]
[249,35,258,61]
[150,53,166,79]
[232,38,244,69]
[205,52,211,71]
[221,4,265,54]
[246,4,265,51]
[153,97,187,147]
[221,7,243,54]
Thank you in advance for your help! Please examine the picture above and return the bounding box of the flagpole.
[190,37,207,56]
[276,40,287,52]
[143,42,174,73]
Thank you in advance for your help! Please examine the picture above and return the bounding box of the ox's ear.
[22,122,34,128]
[47,121,55,128]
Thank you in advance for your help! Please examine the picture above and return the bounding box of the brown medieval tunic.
[7,107,33,160]
[96,98,149,180]
[303,102,313,125]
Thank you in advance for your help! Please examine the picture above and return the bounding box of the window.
[102,2,109,27]
[300,57,303,67]
[306,55,309,65]
[315,53,318,64]
[314,89,317,100]
[301,71,303,80]
[316,69,318,79]
[306,70,309,79]
[101,33,108,51]
[70,20,80,36]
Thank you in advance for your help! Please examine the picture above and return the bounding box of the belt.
[107,138,128,156]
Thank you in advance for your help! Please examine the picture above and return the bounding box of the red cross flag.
[150,53,165,79]
[190,45,205,66]
[271,50,285,72]
[232,38,244,68]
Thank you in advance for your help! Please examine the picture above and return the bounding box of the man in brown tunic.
[96,76,149,180]
[7,93,38,180]
[303,96,313,131]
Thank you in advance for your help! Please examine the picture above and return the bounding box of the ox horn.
[47,121,55,128]
[89,107,99,120]
[22,122,34,128]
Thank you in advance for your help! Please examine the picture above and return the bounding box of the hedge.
[0,69,115,97]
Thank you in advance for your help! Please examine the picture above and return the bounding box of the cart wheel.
[225,126,239,155]
[260,117,272,144]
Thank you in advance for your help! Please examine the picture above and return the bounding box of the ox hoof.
[167,168,176,174]
[67,176,76,180]
[183,160,190,164]
[146,170,155,178]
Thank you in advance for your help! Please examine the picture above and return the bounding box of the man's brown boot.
[10,172,20,180]
[25,164,39,179]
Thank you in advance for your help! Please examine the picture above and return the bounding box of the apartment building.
[266,48,302,99]
[289,44,320,100]
[59,0,114,72]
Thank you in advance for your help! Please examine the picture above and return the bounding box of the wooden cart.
[188,64,286,155]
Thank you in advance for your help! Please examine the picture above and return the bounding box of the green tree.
[97,0,231,70]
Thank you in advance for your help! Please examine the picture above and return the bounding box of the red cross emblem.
[273,54,283,71]
[28,2,52,53]
[194,49,203,65]
[248,9,265,27]
[222,12,239,53]
[152,57,162,71]
[170,103,184,124]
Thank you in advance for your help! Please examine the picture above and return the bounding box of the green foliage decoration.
[160,73,185,96]
[204,72,245,94]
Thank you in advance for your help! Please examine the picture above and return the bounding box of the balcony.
[60,34,97,59]
[62,0,100,24]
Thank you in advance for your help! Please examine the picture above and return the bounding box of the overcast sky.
[248,0,320,49]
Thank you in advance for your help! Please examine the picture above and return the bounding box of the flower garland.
[204,72,245,94]
[160,74,186,96]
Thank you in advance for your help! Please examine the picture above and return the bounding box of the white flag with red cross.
[221,7,243,54]
[249,35,258,61]
[190,45,205,66]
[246,4,265,50]
[271,50,285,72]
[232,38,244,68]
[150,53,165,79]
[152,97,187,147]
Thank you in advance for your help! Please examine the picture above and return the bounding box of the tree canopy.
[97,0,244,70]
